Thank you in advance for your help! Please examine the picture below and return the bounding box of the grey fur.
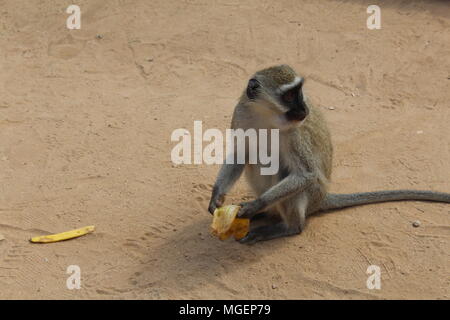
[208,65,450,244]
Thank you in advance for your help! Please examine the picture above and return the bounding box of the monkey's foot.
[238,222,300,244]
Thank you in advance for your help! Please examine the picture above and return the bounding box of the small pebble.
[0,233,5,241]
[271,284,277,289]
[328,106,335,110]
[96,34,103,40]
[412,220,421,228]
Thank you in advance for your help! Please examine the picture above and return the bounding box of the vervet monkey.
[208,64,450,244]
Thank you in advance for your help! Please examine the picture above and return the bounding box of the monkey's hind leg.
[239,195,308,244]
[248,211,282,229]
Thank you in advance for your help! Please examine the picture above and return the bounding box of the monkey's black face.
[281,83,309,122]
[246,77,309,122]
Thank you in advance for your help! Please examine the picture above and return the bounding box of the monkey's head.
[244,65,309,125]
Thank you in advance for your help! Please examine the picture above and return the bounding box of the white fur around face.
[278,76,302,93]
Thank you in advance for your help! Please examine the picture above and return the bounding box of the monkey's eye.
[246,79,260,99]
[282,90,296,103]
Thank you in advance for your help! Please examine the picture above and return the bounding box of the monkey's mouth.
[285,109,308,122]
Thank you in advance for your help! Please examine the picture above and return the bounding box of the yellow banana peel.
[211,205,249,240]
[30,225,95,243]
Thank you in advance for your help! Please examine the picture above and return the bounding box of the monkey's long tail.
[320,190,450,211]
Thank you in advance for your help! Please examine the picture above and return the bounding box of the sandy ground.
[0,0,449,299]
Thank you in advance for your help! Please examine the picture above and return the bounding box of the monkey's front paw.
[237,200,264,219]
[208,192,225,214]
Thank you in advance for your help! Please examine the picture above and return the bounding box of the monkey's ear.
[246,79,260,99]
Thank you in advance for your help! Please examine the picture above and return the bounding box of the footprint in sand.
[48,34,85,59]
[191,183,214,211]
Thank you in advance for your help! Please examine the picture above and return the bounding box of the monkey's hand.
[237,199,265,219]
[208,188,226,214]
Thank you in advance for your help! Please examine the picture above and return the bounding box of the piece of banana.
[30,225,95,243]
[211,205,249,240]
